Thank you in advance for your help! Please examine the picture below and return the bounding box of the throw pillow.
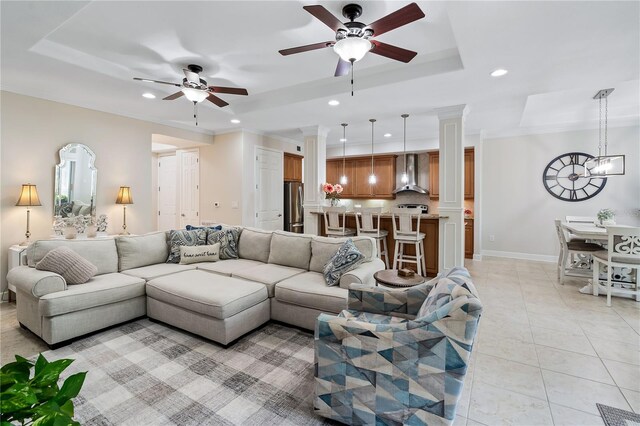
[416,277,475,319]
[35,246,97,284]
[179,243,220,264]
[323,239,365,286]
[207,228,241,260]
[166,229,207,263]
[186,224,222,231]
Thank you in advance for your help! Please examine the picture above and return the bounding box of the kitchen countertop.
[310,211,447,219]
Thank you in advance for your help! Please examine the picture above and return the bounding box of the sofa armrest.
[347,285,411,316]
[6,266,67,298]
[339,258,385,289]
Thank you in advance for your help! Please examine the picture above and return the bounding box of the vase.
[64,226,77,240]
[330,198,340,207]
[86,225,98,238]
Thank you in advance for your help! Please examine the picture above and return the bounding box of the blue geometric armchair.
[314,267,482,425]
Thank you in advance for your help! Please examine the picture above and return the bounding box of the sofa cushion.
[207,228,241,260]
[36,246,97,284]
[180,243,220,264]
[195,259,264,277]
[309,236,376,273]
[27,239,118,275]
[232,264,305,297]
[323,239,365,286]
[275,272,347,314]
[166,229,207,264]
[146,270,267,320]
[39,273,146,317]
[268,231,312,270]
[116,232,169,271]
[121,263,196,281]
[238,228,272,263]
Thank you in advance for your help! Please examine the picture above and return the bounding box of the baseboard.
[481,250,556,263]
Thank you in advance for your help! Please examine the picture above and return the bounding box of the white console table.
[6,245,27,302]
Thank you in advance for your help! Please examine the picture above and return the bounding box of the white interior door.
[255,147,283,230]
[157,154,177,231]
[178,149,199,228]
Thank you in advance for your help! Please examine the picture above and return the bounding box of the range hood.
[393,153,428,194]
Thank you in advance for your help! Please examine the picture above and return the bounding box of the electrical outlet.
[214,202,220,208]
[489,235,495,242]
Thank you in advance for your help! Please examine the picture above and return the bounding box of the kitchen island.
[310,211,446,277]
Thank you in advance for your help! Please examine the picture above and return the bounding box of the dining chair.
[391,208,426,276]
[592,226,640,306]
[322,206,355,238]
[554,220,601,284]
[354,207,389,269]
[565,216,596,224]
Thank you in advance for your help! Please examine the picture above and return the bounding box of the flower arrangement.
[597,208,615,225]
[322,183,343,206]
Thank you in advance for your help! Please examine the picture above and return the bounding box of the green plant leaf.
[34,354,48,377]
[59,400,74,417]
[0,382,38,413]
[1,359,32,384]
[31,359,73,387]
[53,372,86,405]
[1,420,14,426]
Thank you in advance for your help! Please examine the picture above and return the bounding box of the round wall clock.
[543,152,607,202]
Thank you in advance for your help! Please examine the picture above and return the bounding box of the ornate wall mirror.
[54,143,97,218]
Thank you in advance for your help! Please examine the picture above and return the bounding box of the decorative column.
[436,105,468,272]
[301,125,330,235]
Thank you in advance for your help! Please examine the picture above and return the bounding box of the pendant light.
[368,119,377,185]
[400,114,410,184]
[584,88,625,176]
[340,123,348,185]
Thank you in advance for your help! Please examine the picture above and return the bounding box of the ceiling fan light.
[182,87,208,103]
[333,38,371,63]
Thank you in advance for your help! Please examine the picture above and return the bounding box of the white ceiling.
[1,1,638,147]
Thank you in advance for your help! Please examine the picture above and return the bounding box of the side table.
[6,244,27,302]
[374,269,426,288]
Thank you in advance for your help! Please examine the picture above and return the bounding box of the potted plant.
[0,354,86,425]
[322,183,343,206]
[597,208,615,226]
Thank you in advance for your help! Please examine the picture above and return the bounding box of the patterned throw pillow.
[207,228,241,260]
[323,239,365,286]
[35,246,97,284]
[166,229,207,263]
[185,225,222,232]
[416,276,476,319]
[179,243,220,264]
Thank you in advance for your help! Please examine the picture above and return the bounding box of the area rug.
[41,319,337,425]
[597,403,640,426]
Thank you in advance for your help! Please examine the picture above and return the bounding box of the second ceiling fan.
[279,2,425,82]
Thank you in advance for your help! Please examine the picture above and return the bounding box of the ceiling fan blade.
[370,41,417,63]
[209,86,248,96]
[303,5,345,32]
[279,41,334,56]
[133,77,181,87]
[183,68,200,84]
[206,93,229,108]
[368,2,425,37]
[334,58,350,77]
[163,91,184,100]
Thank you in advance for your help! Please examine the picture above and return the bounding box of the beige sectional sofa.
[7,227,384,347]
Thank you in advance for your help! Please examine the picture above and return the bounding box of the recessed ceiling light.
[383,133,392,138]
[230,119,241,124]
[490,68,508,77]
[142,93,156,99]
[328,100,340,106]
[339,138,347,142]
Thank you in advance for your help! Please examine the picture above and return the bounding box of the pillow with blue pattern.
[323,239,365,286]
[207,227,241,260]
[186,224,222,232]
[166,229,207,263]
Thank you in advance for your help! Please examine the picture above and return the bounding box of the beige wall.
[0,91,212,292]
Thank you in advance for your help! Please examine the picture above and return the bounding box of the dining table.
[562,222,638,299]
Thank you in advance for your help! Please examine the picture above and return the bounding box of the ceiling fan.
[279,2,425,91]
[133,64,248,125]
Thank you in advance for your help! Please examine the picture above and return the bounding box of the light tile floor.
[1,257,638,425]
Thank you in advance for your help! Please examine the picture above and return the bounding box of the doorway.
[156,149,200,230]
[255,146,283,230]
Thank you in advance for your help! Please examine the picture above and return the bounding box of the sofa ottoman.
[146,270,270,345]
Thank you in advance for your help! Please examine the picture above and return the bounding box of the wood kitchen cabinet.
[326,155,396,199]
[284,153,303,182]
[428,148,474,200]
[465,219,474,259]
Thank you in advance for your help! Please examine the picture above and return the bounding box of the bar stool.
[323,206,355,238]
[355,207,389,269]
[391,207,426,276]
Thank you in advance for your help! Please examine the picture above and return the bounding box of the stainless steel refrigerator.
[284,182,304,233]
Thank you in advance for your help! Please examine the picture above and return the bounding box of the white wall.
[481,126,640,260]
[0,91,211,291]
